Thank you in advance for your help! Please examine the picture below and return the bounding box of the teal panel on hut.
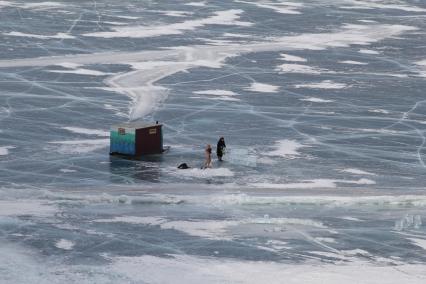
[110,127,136,155]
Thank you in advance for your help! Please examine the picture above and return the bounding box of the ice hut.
[110,121,163,157]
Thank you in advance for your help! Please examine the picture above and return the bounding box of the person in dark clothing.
[216,137,226,161]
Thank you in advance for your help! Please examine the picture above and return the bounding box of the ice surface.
[227,147,257,167]
[109,254,426,284]
[395,214,422,231]
[1,0,426,282]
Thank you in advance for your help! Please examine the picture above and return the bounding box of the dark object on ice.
[110,121,164,157]
[177,163,190,169]
[216,137,226,161]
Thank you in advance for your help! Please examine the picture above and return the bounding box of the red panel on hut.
[135,124,163,155]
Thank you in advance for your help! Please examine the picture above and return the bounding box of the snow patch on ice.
[235,0,303,14]
[408,238,426,250]
[49,68,111,76]
[358,19,377,23]
[21,2,67,10]
[161,219,238,240]
[294,80,348,89]
[339,60,368,65]
[369,109,390,114]
[155,10,193,17]
[315,237,336,243]
[95,216,166,226]
[55,239,74,250]
[102,21,128,26]
[276,63,327,74]
[0,200,56,217]
[84,9,252,38]
[300,97,334,103]
[4,31,75,39]
[51,62,112,76]
[193,89,239,96]
[203,96,241,102]
[61,127,109,137]
[340,0,426,12]
[103,84,170,121]
[1,1,68,10]
[0,146,15,156]
[59,169,76,173]
[48,139,109,154]
[0,1,14,9]
[185,1,206,6]
[359,49,380,55]
[171,167,235,178]
[250,180,338,189]
[250,178,375,189]
[223,32,253,38]
[266,240,291,250]
[280,53,307,62]
[341,216,363,222]
[96,216,325,240]
[245,82,279,93]
[192,89,240,101]
[55,62,81,69]
[265,139,304,159]
[341,168,377,176]
[415,60,426,77]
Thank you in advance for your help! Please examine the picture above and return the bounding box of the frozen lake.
[0,0,426,283]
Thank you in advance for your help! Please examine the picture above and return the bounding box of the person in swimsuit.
[203,144,212,169]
